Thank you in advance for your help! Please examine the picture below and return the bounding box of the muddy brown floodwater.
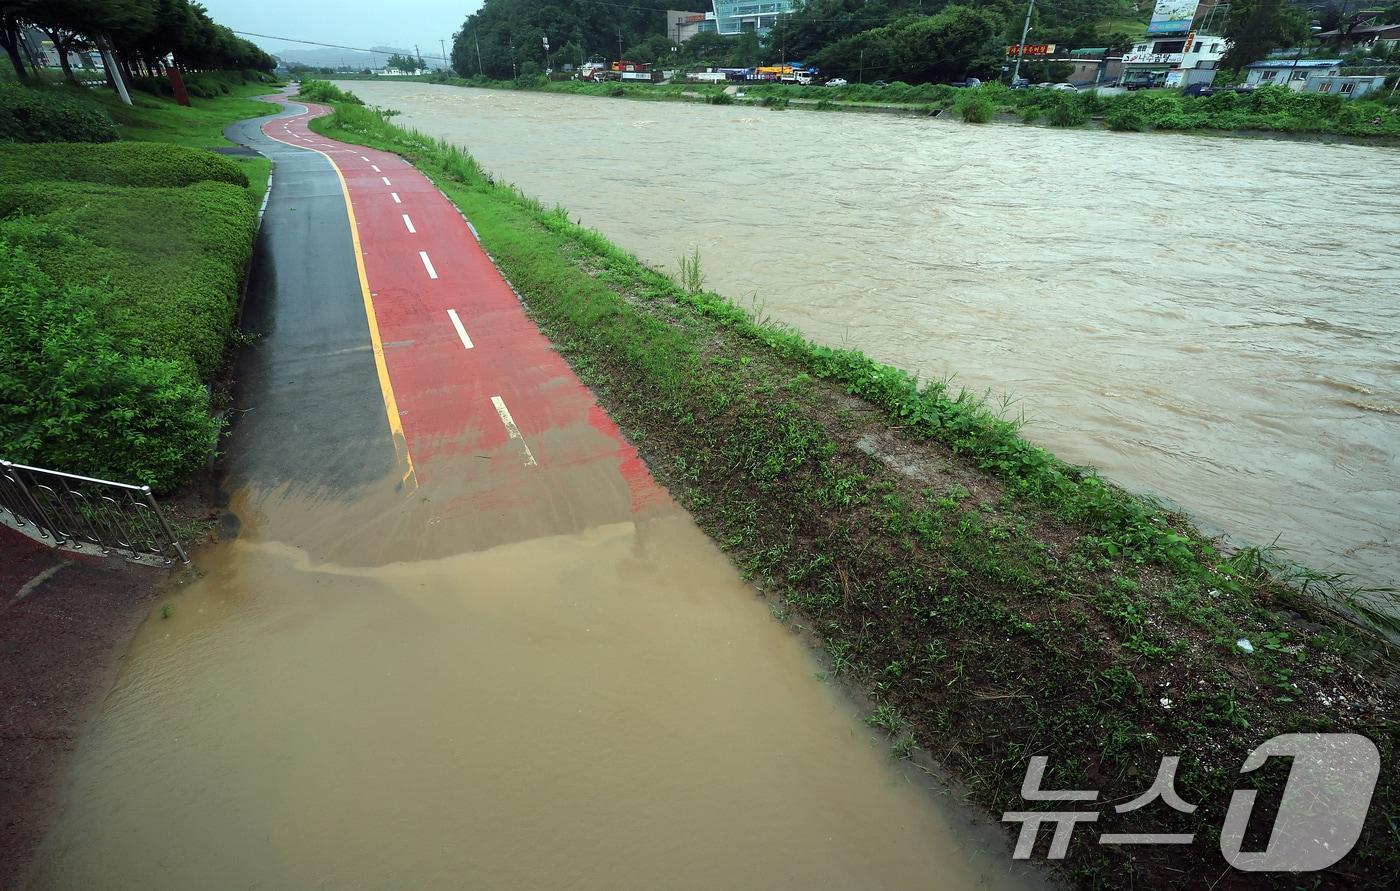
[29,473,1039,885]
[340,81,1400,596]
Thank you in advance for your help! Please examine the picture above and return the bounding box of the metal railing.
[0,461,189,565]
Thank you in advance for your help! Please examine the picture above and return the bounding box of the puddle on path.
[30,465,1041,889]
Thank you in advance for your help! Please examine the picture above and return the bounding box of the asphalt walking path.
[221,94,663,550]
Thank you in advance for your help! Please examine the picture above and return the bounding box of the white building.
[1242,59,1343,91]
[1122,32,1227,88]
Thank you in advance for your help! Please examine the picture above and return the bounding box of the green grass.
[307,95,1399,885]
[92,81,277,201]
[0,77,275,488]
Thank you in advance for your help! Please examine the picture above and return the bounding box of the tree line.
[455,0,1392,86]
[0,0,275,87]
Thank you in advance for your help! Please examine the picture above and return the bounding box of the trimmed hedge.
[295,79,364,104]
[0,141,248,188]
[0,233,218,489]
[0,83,118,143]
[0,180,257,378]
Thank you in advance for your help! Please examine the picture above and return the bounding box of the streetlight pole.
[1012,0,1034,84]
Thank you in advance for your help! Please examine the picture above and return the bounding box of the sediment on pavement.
[306,95,1398,888]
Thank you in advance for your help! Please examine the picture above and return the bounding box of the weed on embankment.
[308,97,1398,887]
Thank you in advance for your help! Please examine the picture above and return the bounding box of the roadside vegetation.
[307,88,1398,886]
[0,75,275,489]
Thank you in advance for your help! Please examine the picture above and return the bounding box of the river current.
[343,81,1400,593]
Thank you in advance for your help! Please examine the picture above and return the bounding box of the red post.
[166,66,191,106]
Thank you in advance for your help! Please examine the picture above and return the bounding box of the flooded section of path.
[29,102,1036,889]
[29,477,1031,890]
[340,81,1400,591]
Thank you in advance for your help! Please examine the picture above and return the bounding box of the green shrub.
[1045,93,1088,126]
[0,181,257,378]
[0,234,217,490]
[1105,104,1149,131]
[296,79,363,104]
[707,91,734,105]
[956,91,994,123]
[0,83,118,143]
[0,142,248,189]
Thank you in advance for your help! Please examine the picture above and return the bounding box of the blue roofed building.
[1243,59,1344,91]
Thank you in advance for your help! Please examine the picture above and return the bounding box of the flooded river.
[342,81,1400,592]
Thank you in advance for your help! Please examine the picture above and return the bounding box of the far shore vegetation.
[330,69,1400,139]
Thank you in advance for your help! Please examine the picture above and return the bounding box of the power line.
[231,30,449,62]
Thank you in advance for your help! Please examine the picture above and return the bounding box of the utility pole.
[415,44,423,72]
[859,48,864,83]
[439,38,447,72]
[473,27,483,76]
[1011,0,1034,84]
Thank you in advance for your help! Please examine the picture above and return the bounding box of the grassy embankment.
[305,88,1396,886]
[357,71,1400,138]
[0,75,277,489]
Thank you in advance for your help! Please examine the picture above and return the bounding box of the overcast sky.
[201,0,481,62]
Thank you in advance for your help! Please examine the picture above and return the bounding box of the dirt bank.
[0,528,168,889]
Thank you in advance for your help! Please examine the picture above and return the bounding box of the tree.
[1221,0,1310,71]
[26,0,101,83]
[0,0,28,81]
[810,6,1007,82]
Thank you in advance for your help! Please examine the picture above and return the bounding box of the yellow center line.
[263,105,418,490]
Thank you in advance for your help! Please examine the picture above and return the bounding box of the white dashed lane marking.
[447,309,474,350]
[491,396,537,466]
[419,251,438,279]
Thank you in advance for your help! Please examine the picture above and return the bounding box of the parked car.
[871,80,888,87]
[1009,77,1030,89]
[1184,82,1255,97]
[825,77,848,87]
[1050,83,1078,91]
[949,77,982,88]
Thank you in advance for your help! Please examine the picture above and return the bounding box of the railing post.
[142,485,189,565]
[2,460,61,544]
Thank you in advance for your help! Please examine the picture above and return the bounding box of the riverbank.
[307,90,1398,886]
[0,527,169,891]
[341,72,1400,140]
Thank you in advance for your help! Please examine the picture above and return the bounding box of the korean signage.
[1006,44,1056,57]
[1147,0,1197,35]
[1122,51,1184,64]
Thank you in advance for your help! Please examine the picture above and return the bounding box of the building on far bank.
[1315,22,1400,52]
[1242,59,1343,90]
[1307,74,1390,97]
[1121,32,1227,87]
[668,10,716,43]
[711,0,796,36]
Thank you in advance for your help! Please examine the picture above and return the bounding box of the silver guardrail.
[0,460,189,565]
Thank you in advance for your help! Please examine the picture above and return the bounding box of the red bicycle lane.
[259,99,666,519]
